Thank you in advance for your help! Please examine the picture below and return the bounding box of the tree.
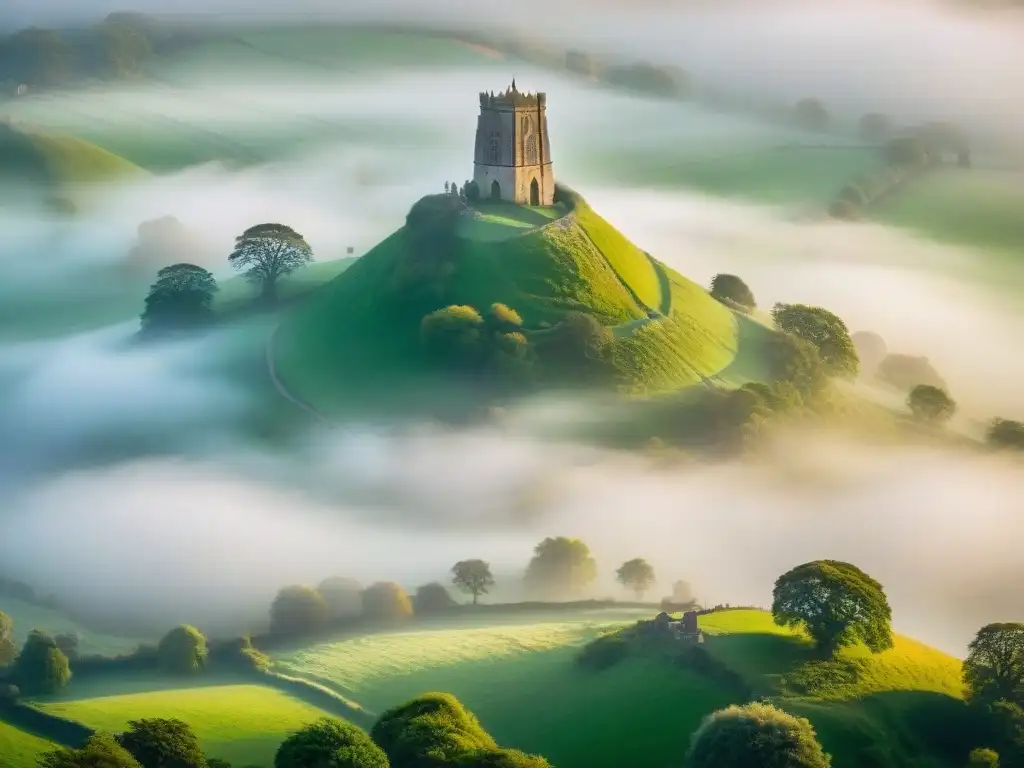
[615,558,656,600]
[523,537,597,598]
[771,303,859,379]
[687,702,831,768]
[967,748,1000,767]
[421,306,485,367]
[987,420,1024,452]
[412,583,456,616]
[487,303,523,333]
[274,717,388,768]
[40,733,144,768]
[116,719,207,768]
[850,331,887,377]
[858,113,892,143]
[908,384,957,424]
[269,585,329,637]
[55,631,80,662]
[876,353,947,393]
[3,28,74,87]
[772,560,893,657]
[710,274,756,310]
[794,98,829,132]
[156,626,207,675]
[536,312,614,384]
[763,332,828,400]
[140,264,218,334]
[92,21,153,78]
[11,630,71,695]
[886,136,929,168]
[964,624,1024,706]
[362,582,413,621]
[371,692,549,768]
[317,577,363,621]
[228,223,313,305]
[451,560,495,605]
[0,610,15,666]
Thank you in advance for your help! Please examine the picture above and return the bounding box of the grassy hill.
[35,679,337,766]
[267,608,965,768]
[0,597,145,657]
[0,721,59,766]
[273,198,744,412]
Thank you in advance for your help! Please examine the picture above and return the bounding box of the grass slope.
[274,201,739,411]
[0,721,58,768]
[0,598,145,657]
[272,609,964,768]
[36,680,335,767]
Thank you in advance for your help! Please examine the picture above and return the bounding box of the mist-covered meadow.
[1,0,1022,659]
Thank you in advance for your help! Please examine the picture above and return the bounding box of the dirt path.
[265,325,327,421]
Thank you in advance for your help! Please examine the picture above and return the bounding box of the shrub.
[908,384,957,424]
[967,747,1000,767]
[687,702,831,767]
[209,635,269,673]
[362,582,413,621]
[270,585,329,637]
[157,625,207,675]
[413,583,457,616]
[421,305,485,365]
[116,719,208,768]
[987,419,1024,451]
[488,303,523,330]
[40,733,143,768]
[709,274,756,309]
[275,717,388,768]
[317,577,363,621]
[576,633,629,671]
[11,630,71,695]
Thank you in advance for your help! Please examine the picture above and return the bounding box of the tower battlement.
[473,80,554,206]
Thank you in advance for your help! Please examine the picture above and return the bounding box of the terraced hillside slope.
[269,609,965,768]
[274,197,744,412]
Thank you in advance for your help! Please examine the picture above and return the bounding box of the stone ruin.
[642,610,703,644]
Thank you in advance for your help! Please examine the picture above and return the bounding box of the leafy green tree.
[156,625,207,676]
[763,332,828,400]
[11,630,71,695]
[371,692,549,768]
[116,719,207,768]
[964,624,1024,706]
[710,274,756,310]
[317,577,363,621]
[140,264,218,335]
[908,384,957,424]
[55,631,79,662]
[3,28,74,87]
[771,303,859,379]
[451,560,495,605]
[523,537,597,598]
[772,560,893,657]
[269,585,329,637]
[988,420,1024,452]
[362,582,413,621]
[967,747,1000,767]
[0,610,15,666]
[615,558,656,600]
[40,733,144,768]
[687,702,831,767]
[412,583,456,615]
[228,223,313,305]
[274,717,388,768]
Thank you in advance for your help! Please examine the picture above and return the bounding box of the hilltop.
[273,192,756,414]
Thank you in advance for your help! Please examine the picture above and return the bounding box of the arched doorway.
[529,178,540,206]
[490,180,501,200]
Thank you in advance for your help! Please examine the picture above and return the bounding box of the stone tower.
[473,80,554,206]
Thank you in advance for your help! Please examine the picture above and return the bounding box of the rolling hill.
[273,196,747,413]
[0,721,59,767]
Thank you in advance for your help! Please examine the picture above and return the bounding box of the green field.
[0,721,58,767]
[456,203,564,242]
[872,168,1024,258]
[270,609,965,768]
[36,680,335,767]
[0,598,145,657]
[273,200,741,411]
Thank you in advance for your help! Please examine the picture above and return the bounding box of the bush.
[687,702,831,767]
[317,577,363,621]
[987,419,1024,452]
[270,585,329,637]
[967,747,1000,767]
[157,625,207,675]
[40,733,143,768]
[275,717,388,768]
[487,303,523,331]
[908,384,957,424]
[11,630,71,695]
[362,582,413,622]
[210,635,269,673]
[421,305,485,366]
[413,583,456,616]
[116,719,208,768]
[709,274,756,309]
[576,633,629,671]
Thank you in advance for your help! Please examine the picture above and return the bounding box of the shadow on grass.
[703,631,813,694]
